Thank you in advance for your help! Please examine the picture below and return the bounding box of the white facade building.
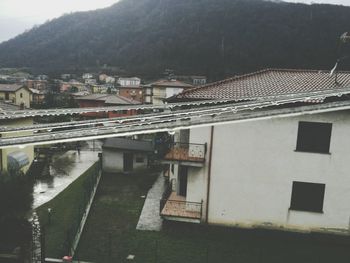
[118,77,141,87]
[160,68,350,235]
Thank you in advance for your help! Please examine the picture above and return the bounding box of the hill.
[0,0,350,79]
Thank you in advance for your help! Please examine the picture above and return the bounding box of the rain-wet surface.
[32,149,100,209]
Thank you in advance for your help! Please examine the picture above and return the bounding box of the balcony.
[160,191,202,223]
[162,142,206,167]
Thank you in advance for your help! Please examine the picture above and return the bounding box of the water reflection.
[32,148,100,209]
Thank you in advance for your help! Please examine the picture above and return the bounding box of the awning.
[7,151,29,169]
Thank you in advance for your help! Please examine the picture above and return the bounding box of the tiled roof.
[150,79,193,88]
[0,84,24,92]
[174,69,350,101]
[76,94,140,105]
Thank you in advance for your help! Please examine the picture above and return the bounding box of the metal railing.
[164,142,207,162]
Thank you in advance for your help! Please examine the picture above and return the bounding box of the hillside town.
[1,0,350,263]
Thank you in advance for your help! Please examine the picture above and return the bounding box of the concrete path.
[136,173,166,231]
[33,150,99,208]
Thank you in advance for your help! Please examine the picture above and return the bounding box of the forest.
[0,0,350,79]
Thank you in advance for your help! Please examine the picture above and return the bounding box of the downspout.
[205,126,214,223]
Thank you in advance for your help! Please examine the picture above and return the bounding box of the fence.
[62,162,101,257]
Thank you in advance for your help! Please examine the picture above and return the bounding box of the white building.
[118,77,141,87]
[82,73,94,79]
[102,138,154,173]
[105,76,116,84]
[145,79,193,105]
[160,69,350,235]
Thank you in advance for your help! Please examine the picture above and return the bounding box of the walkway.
[33,150,99,208]
[136,173,166,231]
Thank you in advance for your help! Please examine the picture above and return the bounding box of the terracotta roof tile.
[175,69,350,101]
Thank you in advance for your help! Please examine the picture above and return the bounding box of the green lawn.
[36,162,99,258]
[76,172,350,263]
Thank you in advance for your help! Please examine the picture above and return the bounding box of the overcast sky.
[0,0,349,43]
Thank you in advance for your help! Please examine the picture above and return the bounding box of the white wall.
[133,153,148,171]
[187,126,212,221]
[189,110,350,233]
[102,150,149,173]
[102,150,124,173]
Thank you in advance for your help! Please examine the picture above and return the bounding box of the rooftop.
[150,79,193,88]
[0,84,24,92]
[0,101,22,111]
[76,94,141,105]
[173,69,350,101]
[103,138,154,152]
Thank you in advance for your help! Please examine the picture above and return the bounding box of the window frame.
[135,156,144,163]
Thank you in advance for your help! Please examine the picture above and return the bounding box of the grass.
[76,171,350,263]
[36,162,99,258]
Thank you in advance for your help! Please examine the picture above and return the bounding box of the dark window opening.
[290,181,325,213]
[296,121,332,153]
[136,156,144,163]
[20,93,23,98]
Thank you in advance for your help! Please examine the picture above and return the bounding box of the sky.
[0,0,349,43]
[0,0,118,43]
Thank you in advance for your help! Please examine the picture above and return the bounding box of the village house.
[75,93,140,118]
[0,84,31,108]
[91,84,115,94]
[0,102,34,174]
[85,78,97,85]
[102,138,154,173]
[100,74,116,84]
[60,80,86,93]
[176,75,207,86]
[25,79,48,91]
[160,69,350,235]
[117,77,143,102]
[29,88,46,106]
[144,79,193,105]
[61,74,72,80]
[82,73,94,79]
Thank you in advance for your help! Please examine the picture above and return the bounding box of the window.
[20,93,23,98]
[136,156,144,163]
[290,181,325,213]
[296,121,332,153]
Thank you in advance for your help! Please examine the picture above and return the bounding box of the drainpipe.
[205,126,214,223]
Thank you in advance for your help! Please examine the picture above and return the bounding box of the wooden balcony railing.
[163,142,206,163]
[160,192,202,220]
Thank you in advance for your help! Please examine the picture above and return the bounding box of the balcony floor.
[161,192,201,220]
[164,148,204,163]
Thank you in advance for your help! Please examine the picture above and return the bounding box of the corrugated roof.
[0,101,21,111]
[76,94,140,105]
[103,138,154,152]
[0,84,24,92]
[174,69,350,101]
[105,95,140,105]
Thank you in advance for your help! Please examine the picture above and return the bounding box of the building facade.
[0,84,31,108]
[160,69,350,235]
